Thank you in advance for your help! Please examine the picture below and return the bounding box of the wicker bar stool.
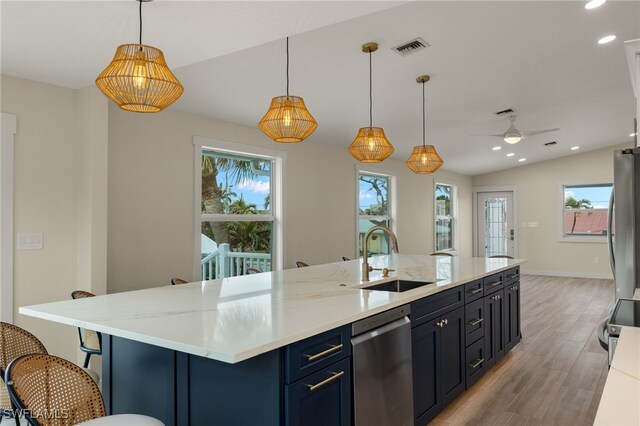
[295,261,309,268]
[0,322,48,426]
[5,353,163,426]
[430,252,453,256]
[246,268,261,274]
[170,277,188,285]
[71,291,102,368]
[489,255,514,259]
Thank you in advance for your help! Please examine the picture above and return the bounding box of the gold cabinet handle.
[305,344,343,361]
[436,320,443,328]
[507,273,519,279]
[468,318,484,326]
[306,370,344,391]
[469,358,484,369]
[443,318,448,326]
[468,288,482,295]
[488,280,501,287]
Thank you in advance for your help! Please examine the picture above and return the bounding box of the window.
[435,183,456,251]
[195,137,283,279]
[357,171,396,257]
[562,183,612,239]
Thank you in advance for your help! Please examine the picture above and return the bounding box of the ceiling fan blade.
[470,134,506,137]
[521,128,560,137]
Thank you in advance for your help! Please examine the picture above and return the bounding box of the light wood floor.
[432,275,615,426]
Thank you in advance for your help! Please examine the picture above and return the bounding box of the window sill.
[557,237,608,244]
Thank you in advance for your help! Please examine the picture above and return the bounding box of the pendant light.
[95,0,183,113]
[348,42,394,163]
[258,37,317,143]
[406,75,444,174]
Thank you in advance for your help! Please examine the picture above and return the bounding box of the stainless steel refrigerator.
[609,147,640,300]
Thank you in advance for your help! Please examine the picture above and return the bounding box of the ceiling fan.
[476,115,560,144]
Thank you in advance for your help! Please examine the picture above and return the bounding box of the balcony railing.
[201,243,271,280]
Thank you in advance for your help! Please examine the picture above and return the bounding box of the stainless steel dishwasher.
[351,304,413,426]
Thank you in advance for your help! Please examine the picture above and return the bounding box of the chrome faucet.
[362,225,399,281]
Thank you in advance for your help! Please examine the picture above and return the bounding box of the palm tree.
[201,153,269,244]
[564,196,592,234]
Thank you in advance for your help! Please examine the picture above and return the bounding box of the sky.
[229,176,271,210]
[564,185,612,209]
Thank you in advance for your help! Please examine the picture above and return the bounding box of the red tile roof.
[564,209,612,235]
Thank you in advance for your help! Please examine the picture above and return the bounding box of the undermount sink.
[362,279,435,293]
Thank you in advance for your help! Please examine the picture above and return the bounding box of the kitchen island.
[21,255,523,426]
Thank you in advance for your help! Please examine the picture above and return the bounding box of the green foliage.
[564,196,592,209]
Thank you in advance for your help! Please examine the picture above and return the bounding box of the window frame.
[434,181,458,253]
[193,136,285,279]
[355,166,397,258]
[558,181,612,243]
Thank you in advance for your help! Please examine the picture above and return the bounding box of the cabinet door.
[285,358,351,426]
[483,292,505,369]
[504,283,521,353]
[440,306,465,406]
[412,318,441,425]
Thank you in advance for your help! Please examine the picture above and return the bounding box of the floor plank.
[432,274,614,425]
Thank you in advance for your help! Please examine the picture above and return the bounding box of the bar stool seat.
[77,414,164,425]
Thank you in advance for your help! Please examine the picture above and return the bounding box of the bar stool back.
[5,354,163,426]
[0,322,48,426]
[71,291,102,368]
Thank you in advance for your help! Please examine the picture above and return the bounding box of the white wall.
[1,76,108,366]
[107,105,474,293]
[473,143,631,278]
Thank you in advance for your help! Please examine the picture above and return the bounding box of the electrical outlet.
[594,257,600,264]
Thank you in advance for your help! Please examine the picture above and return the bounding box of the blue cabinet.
[504,282,521,353]
[284,326,352,426]
[411,287,465,426]
[285,358,351,426]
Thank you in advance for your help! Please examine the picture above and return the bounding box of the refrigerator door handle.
[608,187,615,278]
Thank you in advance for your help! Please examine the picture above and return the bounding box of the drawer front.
[411,287,464,327]
[483,272,504,295]
[505,266,520,285]
[464,298,485,345]
[285,325,351,383]
[464,279,483,303]
[285,357,352,426]
[465,337,486,389]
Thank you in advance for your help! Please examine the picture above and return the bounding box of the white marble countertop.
[20,255,521,364]
[594,290,640,425]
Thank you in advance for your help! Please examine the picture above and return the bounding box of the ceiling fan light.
[349,127,394,163]
[258,95,317,143]
[96,44,183,113]
[504,132,522,144]
[406,145,443,174]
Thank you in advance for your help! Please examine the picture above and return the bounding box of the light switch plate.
[18,232,43,250]
[528,222,539,228]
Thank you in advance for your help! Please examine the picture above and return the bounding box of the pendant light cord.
[369,50,373,128]
[138,0,143,49]
[422,81,426,147]
[286,37,290,97]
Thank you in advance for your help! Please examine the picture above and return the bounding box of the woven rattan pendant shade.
[349,127,394,163]
[96,44,183,113]
[406,145,444,174]
[258,95,317,143]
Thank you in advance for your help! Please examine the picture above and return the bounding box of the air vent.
[544,141,558,146]
[392,38,430,56]
[495,108,515,116]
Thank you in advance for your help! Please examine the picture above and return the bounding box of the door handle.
[510,228,514,241]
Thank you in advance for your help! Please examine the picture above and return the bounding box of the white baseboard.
[522,269,613,280]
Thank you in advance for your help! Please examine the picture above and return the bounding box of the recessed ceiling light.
[571,146,580,150]
[492,146,502,151]
[598,35,616,44]
[585,0,606,10]
[506,153,515,157]
[518,158,526,162]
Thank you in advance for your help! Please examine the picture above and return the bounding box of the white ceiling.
[2,1,639,175]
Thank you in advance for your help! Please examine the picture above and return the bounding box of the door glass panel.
[483,197,508,257]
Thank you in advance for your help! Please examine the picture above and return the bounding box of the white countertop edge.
[594,322,640,425]
[20,258,523,364]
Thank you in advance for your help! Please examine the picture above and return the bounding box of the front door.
[476,191,515,258]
